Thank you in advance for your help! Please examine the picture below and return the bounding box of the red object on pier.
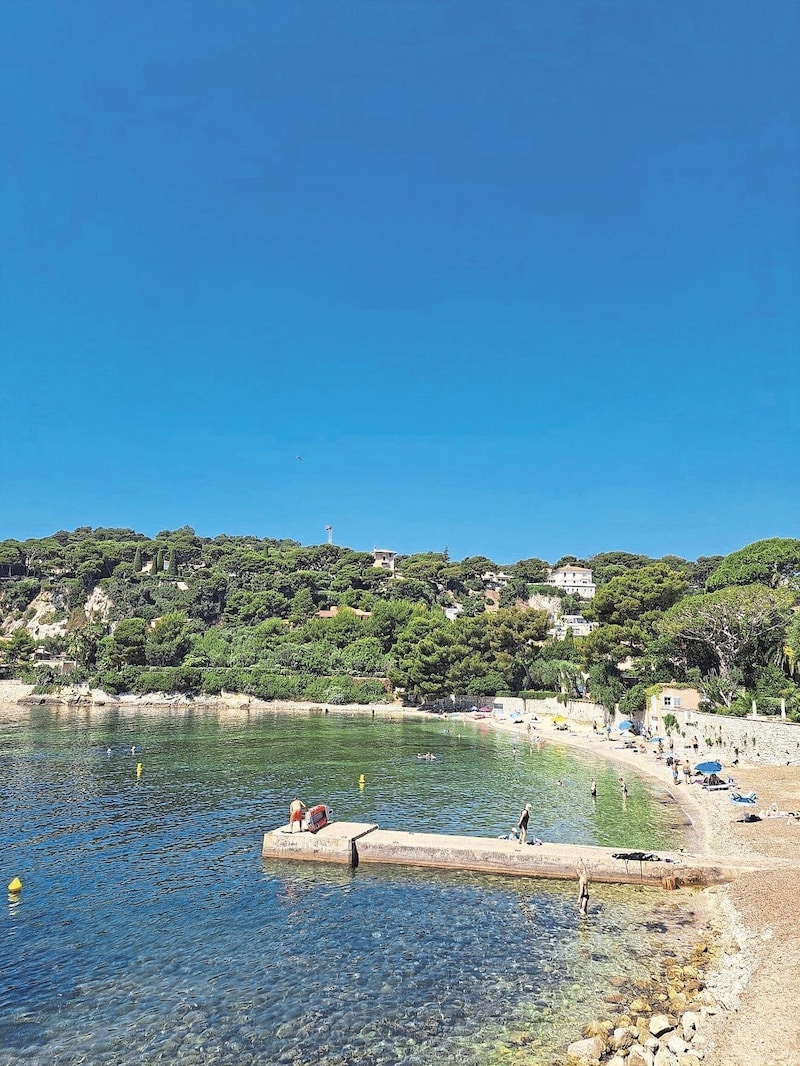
[304,804,331,833]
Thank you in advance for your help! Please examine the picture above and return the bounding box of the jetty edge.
[261,822,766,887]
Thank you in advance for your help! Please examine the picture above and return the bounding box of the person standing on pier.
[289,797,307,833]
[517,803,531,845]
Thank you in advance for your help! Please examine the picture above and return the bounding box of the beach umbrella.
[552,715,566,723]
[695,760,722,775]
[648,736,666,744]
[617,721,633,732]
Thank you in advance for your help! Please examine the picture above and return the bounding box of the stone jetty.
[261,823,765,888]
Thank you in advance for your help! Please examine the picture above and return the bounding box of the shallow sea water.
[0,705,696,1065]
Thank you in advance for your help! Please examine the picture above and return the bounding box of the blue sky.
[1,0,798,565]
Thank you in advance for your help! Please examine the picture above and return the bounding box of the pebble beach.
[482,711,800,1066]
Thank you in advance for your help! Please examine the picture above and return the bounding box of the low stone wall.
[673,708,800,767]
[491,695,608,722]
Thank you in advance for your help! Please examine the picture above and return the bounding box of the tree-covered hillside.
[1,528,798,717]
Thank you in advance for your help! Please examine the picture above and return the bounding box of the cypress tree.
[133,545,142,572]
[167,550,178,576]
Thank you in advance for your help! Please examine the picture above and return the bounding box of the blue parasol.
[617,720,633,732]
[648,736,666,743]
[695,760,722,775]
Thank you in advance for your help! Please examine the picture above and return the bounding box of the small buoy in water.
[136,763,142,778]
[8,877,22,894]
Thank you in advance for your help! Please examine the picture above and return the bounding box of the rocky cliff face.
[528,592,562,616]
[1,588,69,640]
[1,584,114,641]
[84,585,113,623]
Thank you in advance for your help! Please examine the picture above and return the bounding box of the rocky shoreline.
[564,936,724,1066]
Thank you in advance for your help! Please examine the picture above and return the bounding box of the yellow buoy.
[8,877,22,893]
[136,762,143,778]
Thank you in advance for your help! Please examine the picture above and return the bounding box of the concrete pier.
[262,822,380,866]
[262,823,762,888]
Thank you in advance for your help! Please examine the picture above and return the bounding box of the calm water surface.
[0,705,695,1065]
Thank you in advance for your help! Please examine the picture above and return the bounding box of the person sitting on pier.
[289,797,307,833]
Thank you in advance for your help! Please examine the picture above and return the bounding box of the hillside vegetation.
[1,529,799,718]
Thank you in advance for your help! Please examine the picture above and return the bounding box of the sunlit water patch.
[0,706,691,1064]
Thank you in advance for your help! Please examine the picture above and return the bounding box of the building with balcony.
[546,565,596,599]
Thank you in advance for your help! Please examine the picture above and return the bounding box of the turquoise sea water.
[1,706,694,1065]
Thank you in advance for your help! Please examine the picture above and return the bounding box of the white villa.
[549,614,599,639]
[546,564,596,599]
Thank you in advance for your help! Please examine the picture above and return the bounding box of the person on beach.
[620,777,628,798]
[289,797,307,833]
[590,779,597,800]
[577,861,590,916]
[517,803,531,845]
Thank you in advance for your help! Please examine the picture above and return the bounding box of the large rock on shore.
[566,1034,606,1062]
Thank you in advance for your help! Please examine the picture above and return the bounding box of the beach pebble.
[649,1012,677,1037]
[611,1026,635,1050]
[566,1034,606,1062]
[626,1044,655,1066]
[667,1032,693,1055]
[681,1010,700,1038]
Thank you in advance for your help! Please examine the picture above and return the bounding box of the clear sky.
[1,1,798,565]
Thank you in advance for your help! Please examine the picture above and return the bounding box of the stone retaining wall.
[673,708,800,767]
[491,695,608,721]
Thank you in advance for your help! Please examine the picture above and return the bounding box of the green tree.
[786,614,800,679]
[388,612,453,699]
[487,608,550,691]
[145,611,191,666]
[2,629,36,664]
[589,563,688,627]
[659,585,795,705]
[133,545,143,573]
[506,557,549,583]
[587,661,624,711]
[110,617,147,666]
[706,538,800,592]
[588,551,654,586]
